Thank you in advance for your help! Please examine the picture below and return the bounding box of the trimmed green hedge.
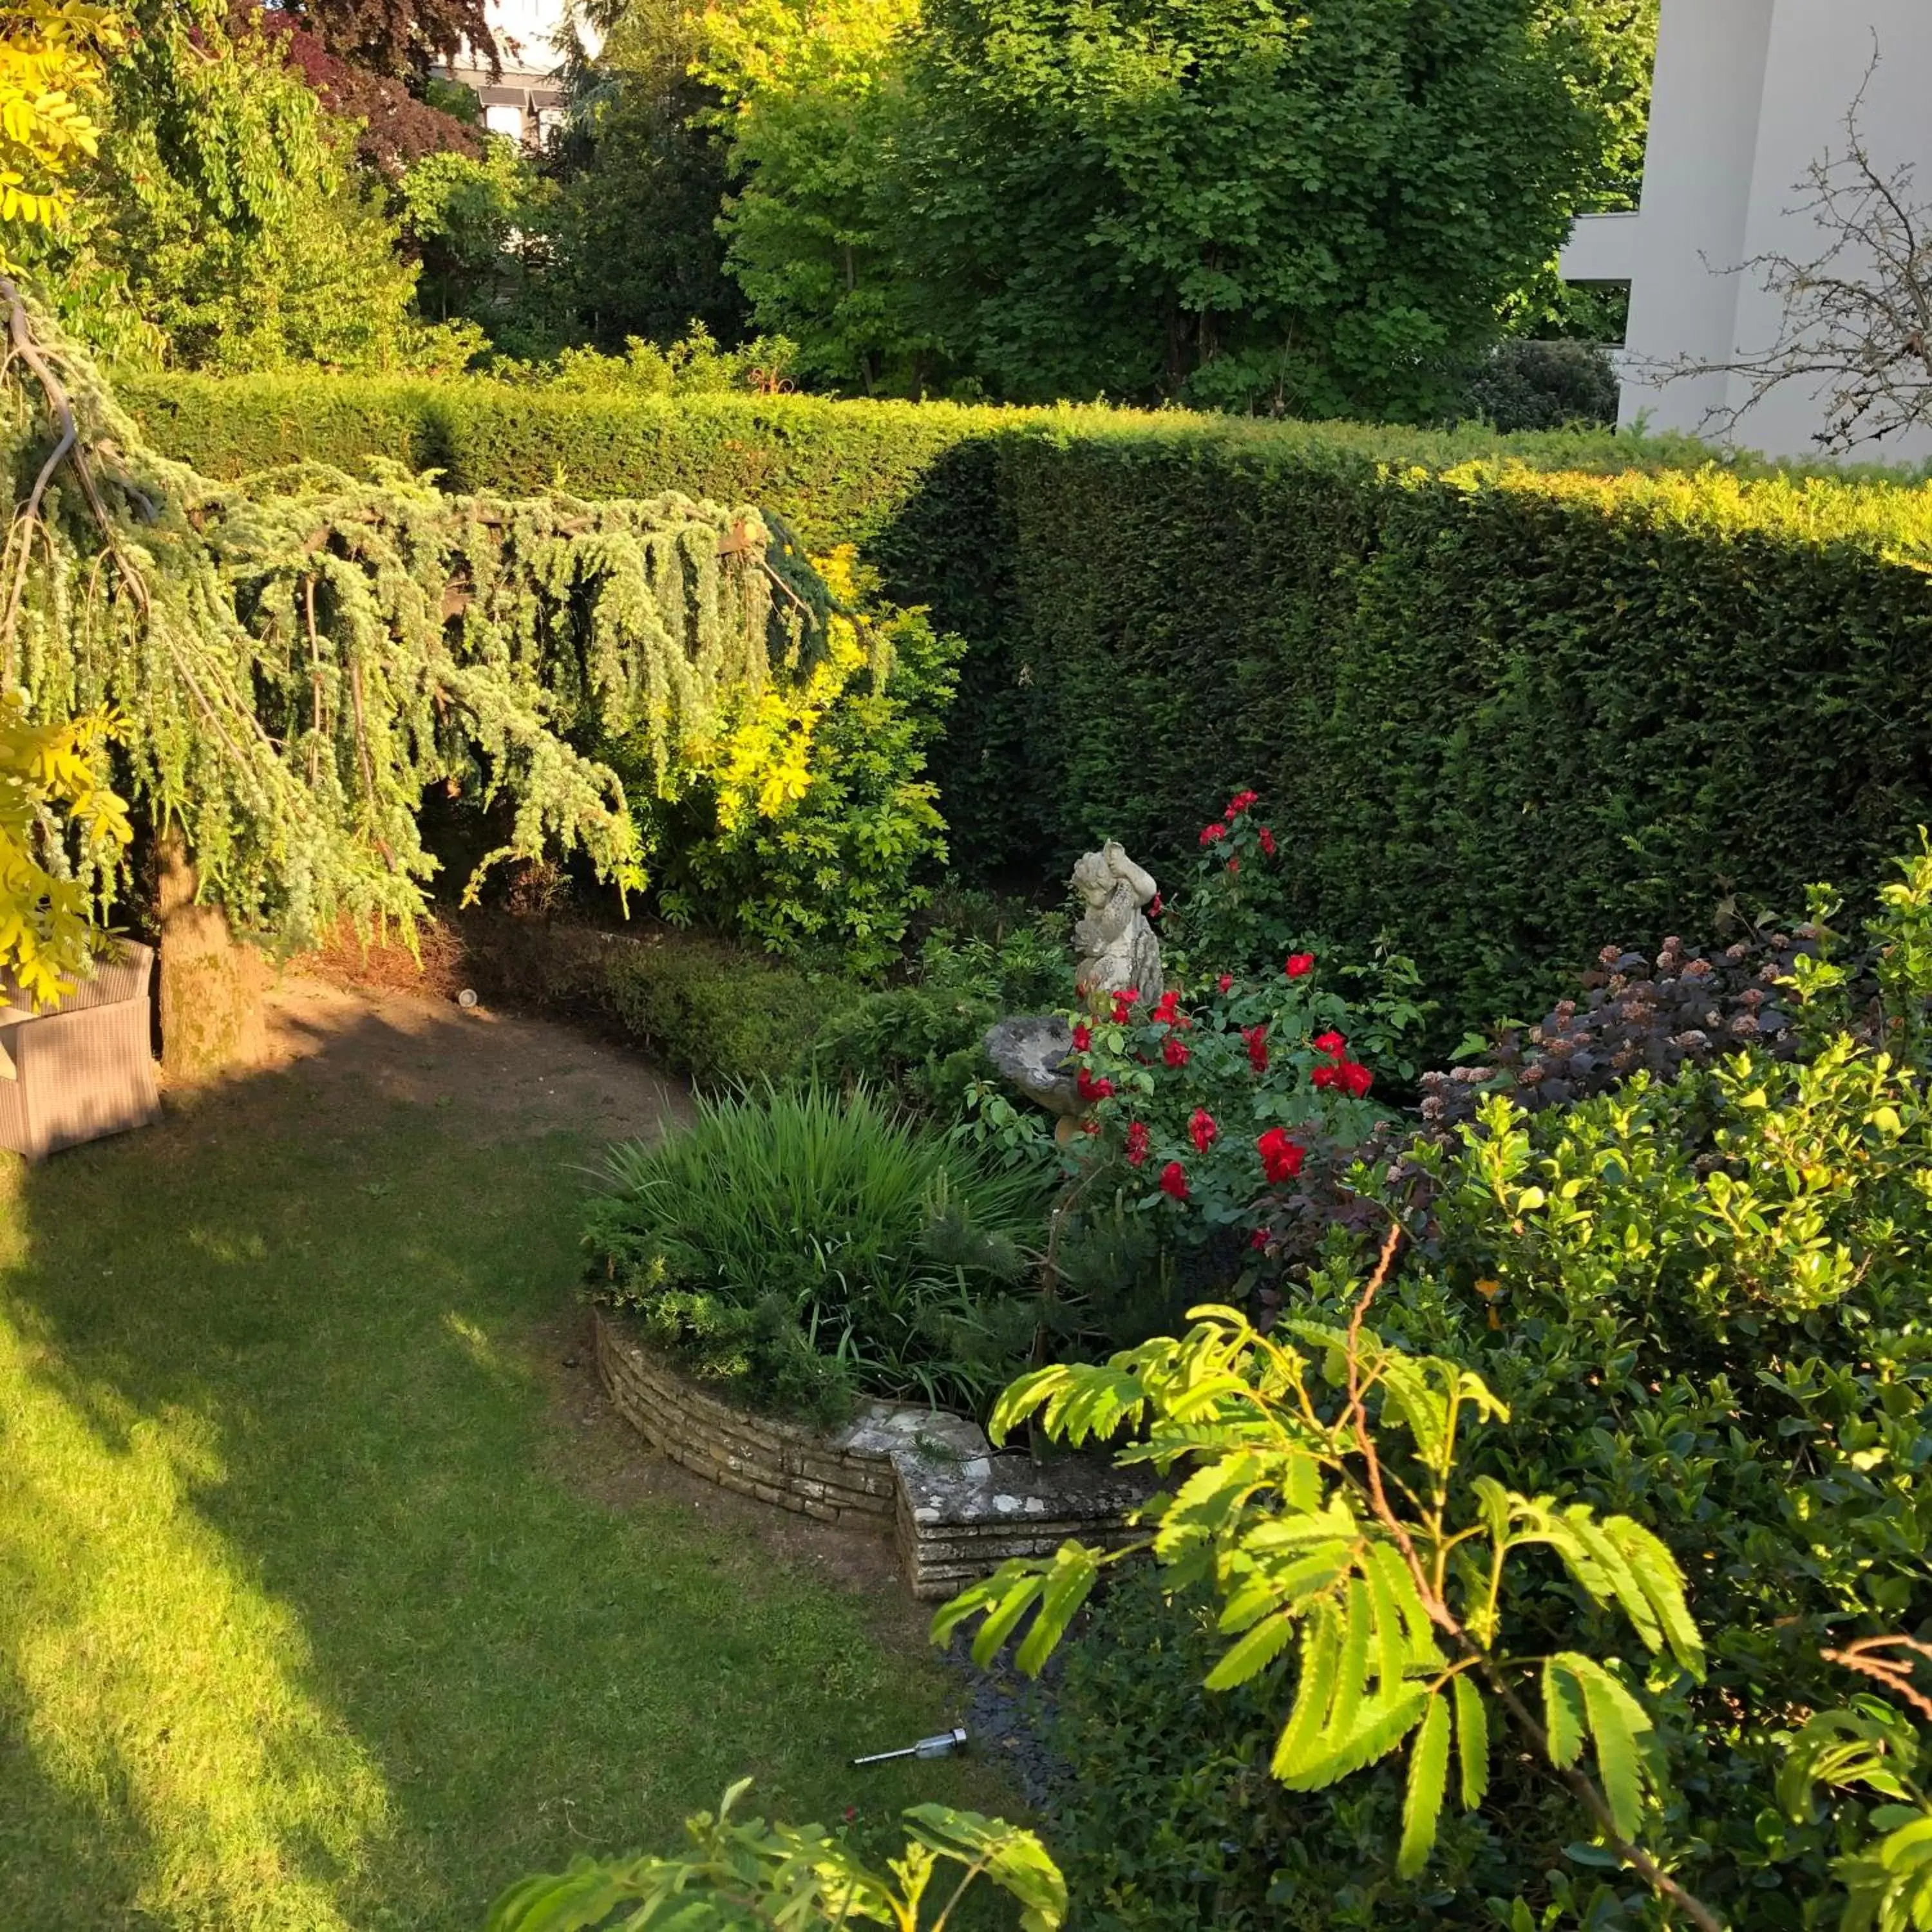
[459,916,857,1088]
[127,374,1932,1037]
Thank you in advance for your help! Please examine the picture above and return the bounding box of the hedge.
[458,914,856,1088]
[125,373,1932,1039]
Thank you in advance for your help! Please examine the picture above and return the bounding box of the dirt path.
[249,970,692,1145]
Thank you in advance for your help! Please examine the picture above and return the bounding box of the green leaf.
[1333,1575,1372,1718]
[1205,1610,1296,1692]
[1605,1516,1705,1681]
[1397,1693,1452,1878]
[961,1566,1049,1667]
[1543,1658,1586,1770]
[1282,1685,1431,1792]
[1014,1542,1101,1678]
[1362,1541,1408,1695]
[1271,1602,1342,1780]
[1453,1674,1490,1810]
[903,1805,1068,1931]
[1564,1654,1653,1842]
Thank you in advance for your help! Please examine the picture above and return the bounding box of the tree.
[265,0,497,84]
[698,0,929,393]
[0,12,136,998]
[895,0,1615,414]
[252,6,484,176]
[703,0,1658,413]
[22,0,477,371]
[545,0,748,354]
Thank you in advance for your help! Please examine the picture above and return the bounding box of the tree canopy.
[703,0,1658,412]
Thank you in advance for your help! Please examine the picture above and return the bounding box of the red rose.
[1157,1160,1189,1201]
[1312,1030,1347,1057]
[1072,1021,1092,1052]
[1110,988,1140,1023]
[1151,989,1184,1026]
[1284,952,1314,979]
[1242,1023,1269,1072]
[1312,1064,1337,1091]
[1339,1060,1372,1099]
[1188,1108,1218,1153]
[1125,1120,1150,1167]
[1224,790,1259,819]
[1077,1067,1114,1102]
[1258,827,1277,857]
[1249,1226,1271,1250]
[1227,857,1240,875]
[1162,1034,1190,1069]
[1257,1127,1305,1184]
[1199,822,1227,846]
[1147,892,1163,919]
[1217,972,1234,994]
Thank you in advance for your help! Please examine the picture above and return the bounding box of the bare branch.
[1638,43,1932,453]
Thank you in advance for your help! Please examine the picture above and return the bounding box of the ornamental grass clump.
[585,1083,1047,1425]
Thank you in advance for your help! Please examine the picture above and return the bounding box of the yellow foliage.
[0,691,132,1009]
[0,0,122,269]
[677,545,876,832]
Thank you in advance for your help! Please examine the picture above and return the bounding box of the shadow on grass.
[0,1009,1005,1932]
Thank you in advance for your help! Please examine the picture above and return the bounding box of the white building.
[446,0,593,147]
[1560,0,1932,461]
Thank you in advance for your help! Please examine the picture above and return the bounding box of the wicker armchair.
[0,941,160,1160]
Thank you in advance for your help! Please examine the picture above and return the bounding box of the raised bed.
[593,1309,1149,1600]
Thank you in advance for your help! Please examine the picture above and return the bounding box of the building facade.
[1560,0,1932,460]
[444,0,587,147]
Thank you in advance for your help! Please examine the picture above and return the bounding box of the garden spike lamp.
[851,1726,969,1766]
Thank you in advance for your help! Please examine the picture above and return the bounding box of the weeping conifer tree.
[0,281,835,943]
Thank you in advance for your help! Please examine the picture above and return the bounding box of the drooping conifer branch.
[0,282,832,941]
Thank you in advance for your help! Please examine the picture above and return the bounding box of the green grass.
[0,1065,1011,1930]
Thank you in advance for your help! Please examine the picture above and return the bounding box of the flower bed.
[593,1310,1147,1599]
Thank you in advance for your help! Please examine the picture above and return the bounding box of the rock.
[983,1014,1081,1115]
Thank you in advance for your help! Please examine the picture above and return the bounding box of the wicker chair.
[0,941,160,1160]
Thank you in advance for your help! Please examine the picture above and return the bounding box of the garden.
[6,2,1932,1928]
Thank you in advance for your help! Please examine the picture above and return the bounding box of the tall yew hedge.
[124,372,1932,1035]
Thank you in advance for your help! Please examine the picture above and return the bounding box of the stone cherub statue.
[983,840,1164,1121]
[1071,839,1163,1012]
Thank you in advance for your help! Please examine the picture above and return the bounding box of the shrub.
[585,1083,1048,1423]
[811,913,1076,1117]
[943,837,1932,1929]
[1452,338,1622,432]
[463,916,854,1087]
[647,550,963,978]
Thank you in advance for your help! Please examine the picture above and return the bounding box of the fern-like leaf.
[1453,1673,1490,1811]
[1543,1656,1587,1770]
[1397,1693,1453,1878]
[1271,1602,1343,1779]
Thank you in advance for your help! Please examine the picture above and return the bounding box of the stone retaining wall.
[594,1309,1149,1598]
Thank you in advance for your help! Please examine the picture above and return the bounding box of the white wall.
[1565,0,1932,460]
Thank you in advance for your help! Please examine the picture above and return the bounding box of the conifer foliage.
[0,283,835,943]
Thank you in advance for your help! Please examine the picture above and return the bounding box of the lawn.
[0,996,1009,1931]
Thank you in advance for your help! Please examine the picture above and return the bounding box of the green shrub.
[585,1083,1048,1423]
[1047,1565,1525,1931]
[126,375,1932,1046]
[810,914,1076,1117]
[1452,337,1621,432]
[464,916,853,1087]
[647,556,964,978]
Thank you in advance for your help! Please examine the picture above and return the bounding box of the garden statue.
[983,840,1164,1124]
[1070,840,1163,1010]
